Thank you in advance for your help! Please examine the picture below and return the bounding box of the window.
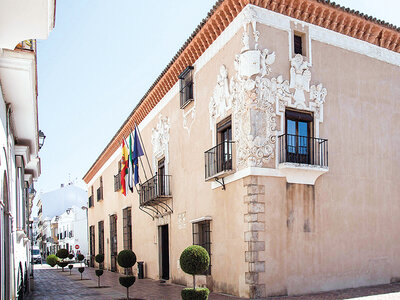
[88,195,93,208]
[97,176,103,201]
[216,117,233,171]
[98,221,104,269]
[179,66,194,108]
[192,220,211,275]
[285,110,313,164]
[158,158,166,196]
[114,162,121,192]
[294,34,303,55]
[123,208,132,250]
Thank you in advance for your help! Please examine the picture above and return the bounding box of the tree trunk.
[98,276,100,287]
[193,275,196,290]
[81,273,82,280]
[127,287,129,300]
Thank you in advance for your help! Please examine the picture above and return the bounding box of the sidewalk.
[29,264,244,300]
[29,264,400,300]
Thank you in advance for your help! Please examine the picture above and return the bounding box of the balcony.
[278,134,328,185]
[139,174,172,207]
[205,141,235,182]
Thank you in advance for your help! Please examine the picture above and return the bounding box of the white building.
[0,1,56,299]
[56,206,88,257]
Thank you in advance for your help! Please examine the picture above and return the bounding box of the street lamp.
[38,130,46,150]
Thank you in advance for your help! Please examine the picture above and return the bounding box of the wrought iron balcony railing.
[278,134,328,167]
[204,141,235,180]
[139,174,171,207]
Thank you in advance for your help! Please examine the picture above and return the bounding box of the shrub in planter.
[95,269,103,287]
[117,250,137,300]
[181,288,210,300]
[78,267,85,280]
[46,254,58,267]
[179,245,210,300]
[68,264,73,275]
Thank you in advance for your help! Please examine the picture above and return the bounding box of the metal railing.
[139,174,171,206]
[204,141,235,180]
[278,134,328,167]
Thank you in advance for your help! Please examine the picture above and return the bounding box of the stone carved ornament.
[208,6,327,169]
[151,114,170,174]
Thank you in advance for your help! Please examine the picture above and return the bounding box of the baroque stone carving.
[151,114,170,174]
[289,54,311,108]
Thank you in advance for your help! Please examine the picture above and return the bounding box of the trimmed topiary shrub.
[95,269,103,287]
[46,254,58,267]
[117,250,137,300]
[68,264,73,275]
[68,253,74,260]
[179,245,210,300]
[78,267,85,280]
[95,254,104,264]
[57,261,69,272]
[56,249,69,260]
[181,288,210,300]
[77,254,84,262]
[117,250,137,269]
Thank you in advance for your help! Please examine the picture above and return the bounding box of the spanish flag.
[121,140,129,196]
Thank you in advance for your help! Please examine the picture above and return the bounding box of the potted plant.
[117,250,137,300]
[95,254,105,287]
[77,254,85,280]
[180,245,210,300]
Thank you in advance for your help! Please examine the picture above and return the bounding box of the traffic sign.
[75,245,79,250]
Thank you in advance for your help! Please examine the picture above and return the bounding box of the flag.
[120,140,129,196]
[128,133,134,192]
[133,126,144,185]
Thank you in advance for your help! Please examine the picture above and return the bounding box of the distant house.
[83,0,400,298]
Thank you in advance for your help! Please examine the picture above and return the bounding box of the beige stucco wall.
[87,11,400,299]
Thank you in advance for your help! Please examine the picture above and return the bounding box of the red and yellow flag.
[121,140,129,196]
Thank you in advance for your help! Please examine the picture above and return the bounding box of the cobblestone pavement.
[29,264,400,300]
[28,264,244,300]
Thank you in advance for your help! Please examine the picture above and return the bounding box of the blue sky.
[35,0,400,193]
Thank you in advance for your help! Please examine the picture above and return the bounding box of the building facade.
[83,0,400,298]
[0,1,55,299]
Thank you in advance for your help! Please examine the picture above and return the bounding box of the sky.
[35,0,400,194]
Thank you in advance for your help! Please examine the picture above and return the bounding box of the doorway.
[110,214,117,272]
[158,225,169,280]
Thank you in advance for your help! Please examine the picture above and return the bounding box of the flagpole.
[128,130,149,182]
[134,123,153,176]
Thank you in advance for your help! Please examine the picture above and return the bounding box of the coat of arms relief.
[208,6,327,169]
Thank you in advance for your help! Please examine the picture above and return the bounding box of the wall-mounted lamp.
[38,130,46,150]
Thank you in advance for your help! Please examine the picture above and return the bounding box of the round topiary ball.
[77,254,84,262]
[78,267,85,273]
[117,250,137,268]
[58,261,69,268]
[95,254,104,264]
[180,245,210,276]
[181,287,210,300]
[95,269,103,277]
[68,253,74,260]
[119,275,136,288]
[56,248,69,259]
[68,265,73,270]
[46,254,58,267]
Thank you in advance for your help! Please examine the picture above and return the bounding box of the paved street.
[28,264,400,300]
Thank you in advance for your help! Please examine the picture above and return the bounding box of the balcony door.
[285,110,313,164]
[158,159,165,196]
[110,214,117,272]
[217,118,232,172]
